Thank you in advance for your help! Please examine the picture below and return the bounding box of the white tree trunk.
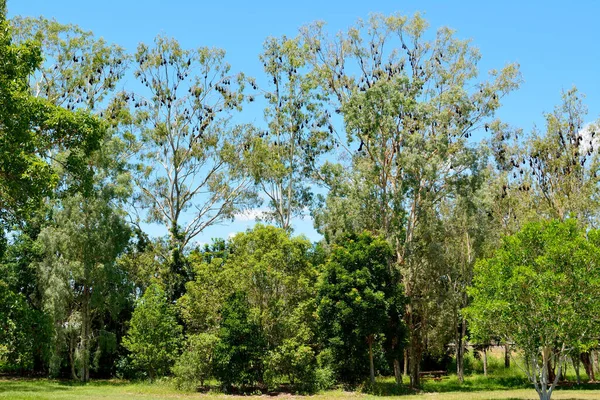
[483,348,488,377]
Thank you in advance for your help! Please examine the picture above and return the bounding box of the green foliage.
[213,292,266,389]
[123,282,182,381]
[172,333,219,389]
[468,219,600,354]
[466,219,600,399]
[181,225,320,389]
[249,35,332,229]
[0,280,52,372]
[316,232,405,383]
[37,191,131,380]
[0,3,104,227]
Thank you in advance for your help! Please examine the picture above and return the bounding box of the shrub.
[123,282,182,380]
[213,292,266,389]
[173,333,219,389]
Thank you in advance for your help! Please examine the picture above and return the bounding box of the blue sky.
[8,0,600,244]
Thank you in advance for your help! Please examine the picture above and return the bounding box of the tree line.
[1,2,600,398]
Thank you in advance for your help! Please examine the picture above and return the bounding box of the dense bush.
[213,292,266,389]
[0,281,52,373]
[317,233,406,383]
[172,333,219,389]
[122,283,182,380]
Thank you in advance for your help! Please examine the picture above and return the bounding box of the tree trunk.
[505,343,510,368]
[403,349,408,376]
[407,305,421,388]
[573,355,581,385]
[393,358,402,385]
[533,345,564,400]
[368,335,375,384]
[547,357,556,384]
[409,333,421,388]
[580,352,595,382]
[594,351,600,378]
[69,334,77,380]
[81,283,90,382]
[483,347,488,377]
[456,316,466,383]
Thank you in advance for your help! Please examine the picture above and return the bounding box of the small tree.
[213,292,266,389]
[466,219,600,400]
[172,333,219,389]
[123,282,182,380]
[317,232,405,384]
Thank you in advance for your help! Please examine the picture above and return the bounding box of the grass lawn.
[1,353,598,400]
[1,377,600,400]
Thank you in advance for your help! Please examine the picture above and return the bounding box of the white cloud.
[233,208,266,222]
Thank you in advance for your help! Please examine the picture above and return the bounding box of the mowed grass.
[1,353,598,400]
[2,377,600,400]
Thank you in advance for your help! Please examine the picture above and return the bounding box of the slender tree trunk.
[573,355,581,385]
[505,343,511,368]
[82,283,90,382]
[454,309,462,382]
[456,316,466,383]
[69,334,77,380]
[407,305,421,388]
[403,349,408,376]
[393,358,402,385]
[580,352,595,382]
[547,356,556,384]
[368,335,375,384]
[483,347,488,377]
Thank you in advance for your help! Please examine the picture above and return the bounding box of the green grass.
[1,355,599,400]
[1,377,600,400]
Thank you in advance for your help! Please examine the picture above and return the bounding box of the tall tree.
[37,191,130,381]
[10,16,128,112]
[0,1,104,229]
[132,36,258,298]
[35,129,132,381]
[250,35,332,229]
[302,13,521,386]
[526,88,600,224]
[437,175,491,382]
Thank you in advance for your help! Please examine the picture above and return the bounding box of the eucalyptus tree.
[131,36,258,298]
[437,175,492,382]
[488,89,600,231]
[302,13,521,386]
[10,16,128,113]
[250,35,333,229]
[525,89,600,224]
[35,117,133,381]
[0,2,104,230]
[37,191,131,381]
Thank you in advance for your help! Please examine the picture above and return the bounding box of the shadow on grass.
[0,378,133,393]
[56,379,132,387]
[367,374,600,397]
[0,380,69,393]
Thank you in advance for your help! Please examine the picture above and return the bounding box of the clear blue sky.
[8,0,600,244]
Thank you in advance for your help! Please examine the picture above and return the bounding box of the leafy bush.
[213,292,266,389]
[123,282,182,380]
[0,281,52,373]
[173,333,219,389]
